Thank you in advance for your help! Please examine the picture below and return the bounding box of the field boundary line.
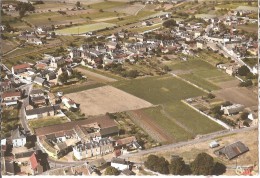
[181,100,231,129]
[170,73,209,93]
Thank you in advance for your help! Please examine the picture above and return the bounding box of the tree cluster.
[144,153,226,175]
[163,19,177,28]
[16,2,35,18]
[104,166,120,175]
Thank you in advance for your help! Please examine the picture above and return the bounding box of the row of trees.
[144,153,226,175]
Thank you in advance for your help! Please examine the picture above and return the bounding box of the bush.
[237,65,250,76]
[104,166,120,175]
[144,155,169,174]
[190,153,215,175]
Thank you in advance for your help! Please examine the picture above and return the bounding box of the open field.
[65,86,153,116]
[55,22,116,35]
[168,58,235,89]
[28,117,69,130]
[107,3,145,15]
[113,75,224,141]
[75,66,117,83]
[51,81,105,94]
[128,128,258,176]
[213,87,258,108]
[87,1,126,9]
[237,24,258,33]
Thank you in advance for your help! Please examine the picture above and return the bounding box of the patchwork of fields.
[113,75,224,143]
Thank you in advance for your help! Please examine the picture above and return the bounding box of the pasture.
[65,86,153,116]
[55,22,116,35]
[28,117,69,130]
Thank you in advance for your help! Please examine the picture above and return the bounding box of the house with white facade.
[11,127,27,147]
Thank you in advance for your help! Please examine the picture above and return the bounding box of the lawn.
[113,75,224,138]
[28,117,69,130]
[55,22,116,35]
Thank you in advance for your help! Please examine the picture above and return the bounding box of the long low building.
[34,115,119,159]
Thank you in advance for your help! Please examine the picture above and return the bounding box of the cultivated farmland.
[55,22,116,35]
[113,75,224,142]
[65,86,153,116]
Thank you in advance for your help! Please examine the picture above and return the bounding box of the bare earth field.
[213,87,258,108]
[217,79,240,89]
[128,128,258,176]
[65,86,153,116]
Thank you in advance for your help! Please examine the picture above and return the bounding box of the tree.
[243,121,250,127]
[76,1,81,7]
[237,65,250,76]
[190,153,215,175]
[48,18,51,21]
[19,9,26,18]
[207,93,215,99]
[104,166,120,175]
[169,157,191,175]
[213,162,226,175]
[144,155,169,174]
[163,19,177,28]
[240,112,249,120]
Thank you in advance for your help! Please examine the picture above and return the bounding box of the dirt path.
[75,67,117,83]
[127,109,172,143]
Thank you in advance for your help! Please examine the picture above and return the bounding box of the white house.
[111,158,129,171]
[11,127,27,147]
[61,97,78,110]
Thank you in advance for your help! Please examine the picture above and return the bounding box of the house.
[30,89,45,98]
[73,138,113,160]
[217,141,249,160]
[61,97,78,111]
[221,104,245,116]
[34,116,119,159]
[115,136,142,152]
[3,160,16,175]
[1,91,21,106]
[0,80,13,92]
[27,37,43,45]
[29,152,44,175]
[111,158,130,171]
[11,127,27,147]
[25,105,61,120]
[33,76,46,86]
[12,63,31,74]
[121,169,136,176]
[50,56,65,68]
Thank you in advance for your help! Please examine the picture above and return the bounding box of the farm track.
[127,109,173,143]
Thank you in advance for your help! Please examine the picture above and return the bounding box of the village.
[0,0,258,176]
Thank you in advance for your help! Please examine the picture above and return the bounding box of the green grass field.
[55,22,116,35]
[142,106,194,141]
[168,58,234,86]
[28,117,69,129]
[113,75,224,140]
[180,73,220,91]
[87,1,126,9]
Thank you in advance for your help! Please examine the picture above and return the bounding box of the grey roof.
[57,142,68,150]
[30,89,44,95]
[26,105,61,116]
[100,126,119,137]
[4,160,15,175]
[14,150,35,159]
[122,169,135,175]
[34,76,45,84]
[219,141,249,160]
[111,157,127,165]
[31,96,45,102]
[11,127,26,140]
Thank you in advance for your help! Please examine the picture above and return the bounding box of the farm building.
[221,104,245,116]
[217,141,249,160]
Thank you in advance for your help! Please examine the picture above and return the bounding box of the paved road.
[119,126,257,158]
[19,84,33,133]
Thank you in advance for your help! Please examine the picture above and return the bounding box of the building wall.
[13,138,26,147]
[111,163,128,171]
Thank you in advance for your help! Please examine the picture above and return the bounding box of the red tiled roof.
[13,63,30,70]
[29,153,39,170]
[117,136,136,145]
[2,91,21,98]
